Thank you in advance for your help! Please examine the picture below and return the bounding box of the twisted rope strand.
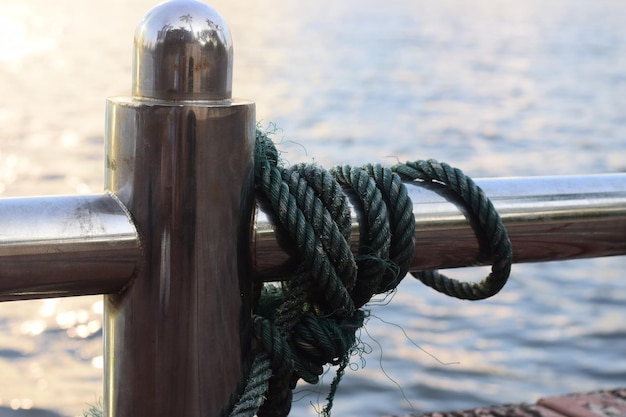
[391,159,512,300]
[362,163,416,292]
[330,165,393,307]
[252,316,295,417]
[256,152,355,316]
[229,353,272,417]
[283,166,357,292]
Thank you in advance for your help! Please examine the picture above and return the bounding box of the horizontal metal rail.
[255,173,626,281]
[1,173,624,298]
[0,193,140,301]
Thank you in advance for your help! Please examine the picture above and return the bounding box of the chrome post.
[103,0,255,416]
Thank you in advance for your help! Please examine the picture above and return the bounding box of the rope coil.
[392,160,512,299]
[230,129,513,417]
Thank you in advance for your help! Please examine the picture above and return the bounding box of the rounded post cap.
[133,0,233,101]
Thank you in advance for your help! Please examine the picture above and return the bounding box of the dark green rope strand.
[255,131,355,316]
[362,163,416,291]
[391,159,512,299]
[330,165,394,308]
[229,353,272,417]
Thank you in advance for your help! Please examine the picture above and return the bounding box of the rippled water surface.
[0,0,625,416]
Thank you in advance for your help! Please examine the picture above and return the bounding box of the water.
[0,0,625,416]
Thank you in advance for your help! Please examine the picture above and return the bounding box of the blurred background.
[0,0,624,416]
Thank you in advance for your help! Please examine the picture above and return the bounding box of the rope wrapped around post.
[230,129,513,417]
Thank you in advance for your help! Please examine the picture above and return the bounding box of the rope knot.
[230,130,513,417]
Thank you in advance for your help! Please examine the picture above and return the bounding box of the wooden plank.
[387,388,626,417]
[539,388,626,417]
[398,403,564,417]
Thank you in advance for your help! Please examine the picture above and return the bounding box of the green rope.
[321,350,351,417]
[251,315,295,417]
[391,159,512,299]
[254,132,356,317]
[236,129,513,417]
[229,353,272,417]
[330,165,394,308]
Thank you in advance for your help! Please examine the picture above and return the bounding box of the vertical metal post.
[103,1,255,416]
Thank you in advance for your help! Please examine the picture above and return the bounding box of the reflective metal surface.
[133,0,232,100]
[255,173,626,280]
[105,1,255,417]
[0,193,139,301]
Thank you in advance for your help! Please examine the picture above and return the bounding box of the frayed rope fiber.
[229,129,513,417]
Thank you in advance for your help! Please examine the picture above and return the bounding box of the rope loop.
[391,159,513,300]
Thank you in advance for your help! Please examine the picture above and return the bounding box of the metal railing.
[0,1,624,416]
